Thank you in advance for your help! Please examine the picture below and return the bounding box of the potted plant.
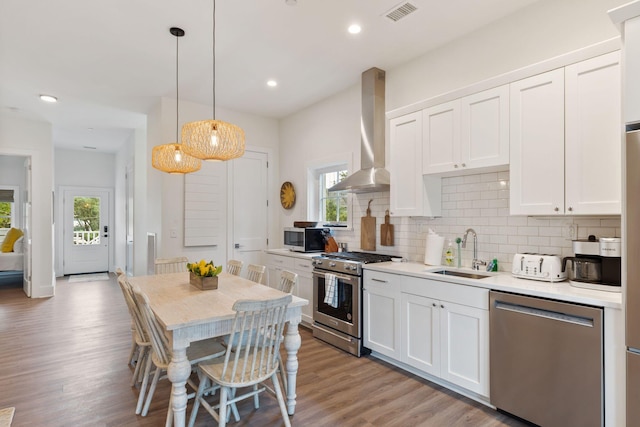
[187,259,223,290]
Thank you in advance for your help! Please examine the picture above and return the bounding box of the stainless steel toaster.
[511,253,567,282]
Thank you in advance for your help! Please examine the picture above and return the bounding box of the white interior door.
[231,151,268,271]
[23,157,32,296]
[63,188,111,275]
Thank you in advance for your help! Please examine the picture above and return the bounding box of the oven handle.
[314,324,355,343]
[313,270,358,284]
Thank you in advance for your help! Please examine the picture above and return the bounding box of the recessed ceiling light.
[348,24,361,34]
[267,80,278,87]
[39,94,58,103]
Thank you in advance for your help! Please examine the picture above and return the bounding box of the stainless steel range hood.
[328,67,390,193]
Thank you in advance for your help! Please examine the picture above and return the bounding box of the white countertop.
[265,248,320,260]
[364,261,622,309]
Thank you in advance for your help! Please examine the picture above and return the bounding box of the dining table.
[128,271,308,427]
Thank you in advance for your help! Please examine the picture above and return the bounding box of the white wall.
[278,0,628,269]
[53,148,116,276]
[0,113,55,297]
[143,97,280,271]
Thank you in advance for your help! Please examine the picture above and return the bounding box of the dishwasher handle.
[494,300,594,328]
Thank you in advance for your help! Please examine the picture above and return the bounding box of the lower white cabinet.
[363,271,402,359]
[364,270,490,398]
[266,253,314,325]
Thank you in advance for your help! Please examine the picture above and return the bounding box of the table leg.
[166,347,191,427]
[284,318,302,415]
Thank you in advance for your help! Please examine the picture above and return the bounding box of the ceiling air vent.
[384,2,417,22]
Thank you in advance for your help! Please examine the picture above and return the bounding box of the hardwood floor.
[0,276,528,427]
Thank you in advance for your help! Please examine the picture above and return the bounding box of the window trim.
[306,154,354,231]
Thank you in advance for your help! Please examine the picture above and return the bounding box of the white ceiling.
[0,0,538,153]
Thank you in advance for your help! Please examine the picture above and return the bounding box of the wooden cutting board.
[325,236,338,253]
[361,199,376,251]
[381,210,394,246]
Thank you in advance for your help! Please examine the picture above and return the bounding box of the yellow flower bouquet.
[187,259,223,277]
[187,259,222,290]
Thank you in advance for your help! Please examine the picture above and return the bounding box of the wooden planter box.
[190,272,218,290]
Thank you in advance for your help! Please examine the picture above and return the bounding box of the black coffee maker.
[563,235,621,292]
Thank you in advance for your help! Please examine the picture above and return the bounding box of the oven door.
[313,270,360,338]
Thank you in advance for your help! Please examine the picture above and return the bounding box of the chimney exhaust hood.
[328,67,390,193]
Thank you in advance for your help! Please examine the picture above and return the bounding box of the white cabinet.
[363,271,402,359]
[439,300,489,395]
[389,112,441,217]
[400,277,489,397]
[422,86,509,175]
[565,51,622,215]
[625,16,640,124]
[401,292,439,376]
[266,253,314,325]
[364,271,490,398]
[510,52,622,215]
[509,68,565,215]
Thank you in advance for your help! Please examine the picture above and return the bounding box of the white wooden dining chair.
[154,257,188,274]
[116,275,152,398]
[227,259,243,276]
[132,287,227,423]
[245,264,266,284]
[116,267,139,366]
[188,295,293,427]
[278,270,298,294]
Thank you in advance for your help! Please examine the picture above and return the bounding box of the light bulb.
[210,129,218,147]
[174,147,182,162]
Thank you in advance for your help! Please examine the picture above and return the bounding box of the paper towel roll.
[424,232,445,265]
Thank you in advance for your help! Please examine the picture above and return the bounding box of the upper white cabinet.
[389,112,441,217]
[422,85,509,175]
[565,51,622,215]
[625,16,640,124]
[510,52,622,215]
[510,69,565,215]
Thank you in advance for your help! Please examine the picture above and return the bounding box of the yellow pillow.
[1,228,23,253]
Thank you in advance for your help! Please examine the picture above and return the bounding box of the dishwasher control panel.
[511,253,566,282]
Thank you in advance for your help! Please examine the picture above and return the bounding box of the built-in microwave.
[284,227,329,253]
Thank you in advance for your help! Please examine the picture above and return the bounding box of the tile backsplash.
[331,170,621,272]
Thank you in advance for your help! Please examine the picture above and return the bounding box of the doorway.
[230,151,268,272]
[62,187,112,275]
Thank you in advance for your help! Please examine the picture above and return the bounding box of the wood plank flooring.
[0,276,528,427]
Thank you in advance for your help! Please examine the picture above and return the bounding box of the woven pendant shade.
[182,119,245,161]
[152,143,202,174]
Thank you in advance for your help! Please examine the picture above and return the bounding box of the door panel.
[63,188,110,274]
[231,151,268,268]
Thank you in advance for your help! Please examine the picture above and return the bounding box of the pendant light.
[181,0,245,161]
[152,27,202,174]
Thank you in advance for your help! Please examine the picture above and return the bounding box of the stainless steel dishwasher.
[490,291,603,427]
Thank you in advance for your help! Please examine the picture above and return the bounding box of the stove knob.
[351,266,358,271]
[329,262,336,267]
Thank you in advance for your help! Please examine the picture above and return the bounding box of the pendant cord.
[212,0,216,120]
[176,30,180,145]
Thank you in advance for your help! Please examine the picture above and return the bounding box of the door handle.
[234,243,240,249]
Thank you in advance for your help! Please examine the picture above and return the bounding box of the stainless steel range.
[312,251,393,357]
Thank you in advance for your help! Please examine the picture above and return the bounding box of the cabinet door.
[362,272,401,359]
[439,301,489,397]
[565,51,622,215]
[292,259,314,325]
[389,112,424,217]
[510,69,565,215]
[422,100,461,174]
[461,85,509,170]
[625,16,640,124]
[266,254,292,288]
[401,293,440,376]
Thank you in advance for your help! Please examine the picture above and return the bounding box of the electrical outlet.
[170,229,177,238]
[567,224,577,240]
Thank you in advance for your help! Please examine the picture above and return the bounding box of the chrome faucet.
[461,228,486,270]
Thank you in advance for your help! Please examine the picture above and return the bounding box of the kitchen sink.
[428,269,491,280]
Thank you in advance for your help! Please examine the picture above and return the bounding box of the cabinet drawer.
[403,276,489,310]
[364,270,402,290]
[291,259,314,278]
[266,254,294,269]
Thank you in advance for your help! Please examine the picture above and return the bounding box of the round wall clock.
[280,181,296,209]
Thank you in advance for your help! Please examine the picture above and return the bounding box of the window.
[319,168,348,224]
[0,187,17,234]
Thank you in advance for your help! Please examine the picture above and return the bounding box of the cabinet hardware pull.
[371,278,388,283]
[461,163,466,167]
[440,304,445,308]
[568,207,573,212]
[554,207,559,212]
